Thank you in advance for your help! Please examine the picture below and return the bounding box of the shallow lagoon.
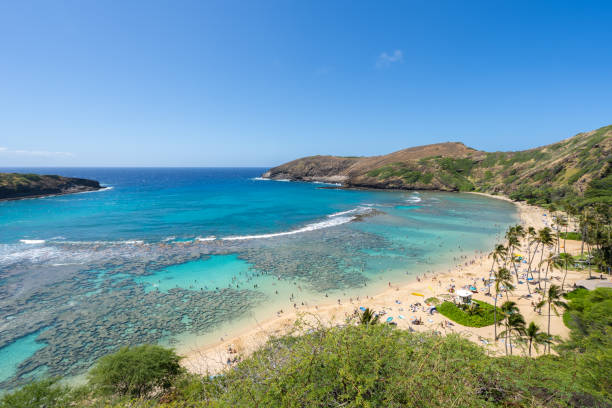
[0,168,517,390]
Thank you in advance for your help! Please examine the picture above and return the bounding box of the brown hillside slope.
[263,124,612,205]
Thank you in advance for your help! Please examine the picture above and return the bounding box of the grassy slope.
[361,125,612,206]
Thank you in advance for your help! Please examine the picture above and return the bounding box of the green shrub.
[425,296,440,305]
[560,231,582,241]
[437,300,502,327]
[88,344,183,397]
[0,378,74,408]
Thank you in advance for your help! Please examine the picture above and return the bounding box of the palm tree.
[558,252,574,291]
[505,225,522,283]
[524,321,550,357]
[526,227,537,266]
[548,204,557,241]
[525,227,539,284]
[555,215,567,254]
[539,253,558,295]
[536,227,554,289]
[499,267,515,302]
[493,267,514,341]
[506,312,526,355]
[488,244,507,276]
[358,308,380,326]
[543,284,567,353]
[487,244,507,294]
[499,301,522,355]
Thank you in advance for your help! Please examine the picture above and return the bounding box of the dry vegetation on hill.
[263,125,612,208]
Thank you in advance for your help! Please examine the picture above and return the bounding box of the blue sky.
[0,1,611,167]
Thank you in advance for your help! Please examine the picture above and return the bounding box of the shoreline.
[0,186,106,202]
[182,193,593,375]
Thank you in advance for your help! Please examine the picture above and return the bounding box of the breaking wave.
[221,206,373,241]
[19,239,46,244]
[195,236,216,242]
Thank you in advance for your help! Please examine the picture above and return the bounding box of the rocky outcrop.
[0,173,102,200]
[262,155,359,184]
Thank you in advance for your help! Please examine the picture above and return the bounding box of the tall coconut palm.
[487,244,507,294]
[525,227,539,283]
[542,284,567,353]
[524,321,550,357]
[555,215,567,254]
[499,302,525,356]
[536,227,554,289]
[539,252,562,295]
[493,267,514,341]
[499,267,515,302]
[558,252,574,291]
[505,225,522,283]
[527,227,537,267]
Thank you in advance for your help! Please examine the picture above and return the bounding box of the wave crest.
[222,206,373,241]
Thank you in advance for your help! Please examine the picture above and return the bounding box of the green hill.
[0,173,101,200]
[263,124,612,208]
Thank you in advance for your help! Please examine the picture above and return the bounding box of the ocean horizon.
[0,167,517,390]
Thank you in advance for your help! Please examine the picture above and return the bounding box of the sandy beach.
[183,194,606,375]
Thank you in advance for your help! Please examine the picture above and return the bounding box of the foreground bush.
[88,344,183,397]
[2,316,610,407]
[166,324,609,407]
[0,378,74,408]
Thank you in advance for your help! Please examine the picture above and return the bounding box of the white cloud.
[376,50,403,68]
[314,66,332,76]
[0,147,73,157]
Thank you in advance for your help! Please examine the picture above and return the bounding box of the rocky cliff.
[0,173,102,200]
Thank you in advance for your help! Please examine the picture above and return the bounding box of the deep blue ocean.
[0,167,517,390]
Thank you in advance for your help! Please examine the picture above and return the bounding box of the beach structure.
[575,279,612,291]
[456,289,472,305]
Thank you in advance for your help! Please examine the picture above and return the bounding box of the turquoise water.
[0,168,517,390]
[136,254,252,292]
[0,330,47,383]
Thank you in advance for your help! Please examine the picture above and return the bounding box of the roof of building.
[575,279,612,291]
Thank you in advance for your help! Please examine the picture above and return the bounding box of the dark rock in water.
[0,172,102,200]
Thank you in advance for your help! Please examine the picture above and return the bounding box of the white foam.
[0,245,62,267]
[221,215,356,241]
[405,195,422,203]
[19,239,45,244]
[195,236,216,242]
[121,240,144,245]
[74,186,113,195]
[250,177,269,181]
[327,206,369,218]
